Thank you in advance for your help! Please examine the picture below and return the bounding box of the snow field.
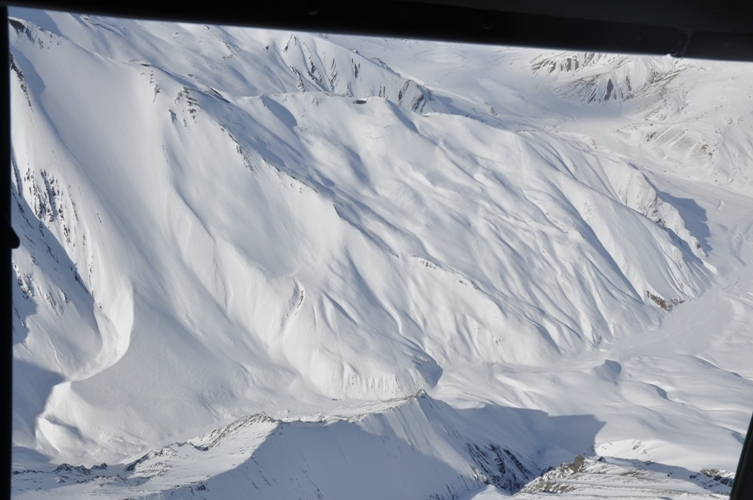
[9,8,753,498]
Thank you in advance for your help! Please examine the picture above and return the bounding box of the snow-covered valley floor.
[9,7,753,499]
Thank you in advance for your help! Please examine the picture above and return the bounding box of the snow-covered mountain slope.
[8,7,753,499]
[514,455,733,499]
[13,393,543,499]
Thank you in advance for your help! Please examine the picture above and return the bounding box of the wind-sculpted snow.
[9,8,753,499]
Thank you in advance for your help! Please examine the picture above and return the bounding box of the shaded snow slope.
[9,7,753,499]
[13,393,545,499]
[11,395,733,499]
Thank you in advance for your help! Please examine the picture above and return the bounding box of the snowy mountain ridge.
[530,51,680,103]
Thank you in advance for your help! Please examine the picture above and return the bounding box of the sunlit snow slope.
[9,8,753,499]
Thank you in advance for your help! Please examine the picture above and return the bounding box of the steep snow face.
[8,8,753,498]
[9,12,712,462]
